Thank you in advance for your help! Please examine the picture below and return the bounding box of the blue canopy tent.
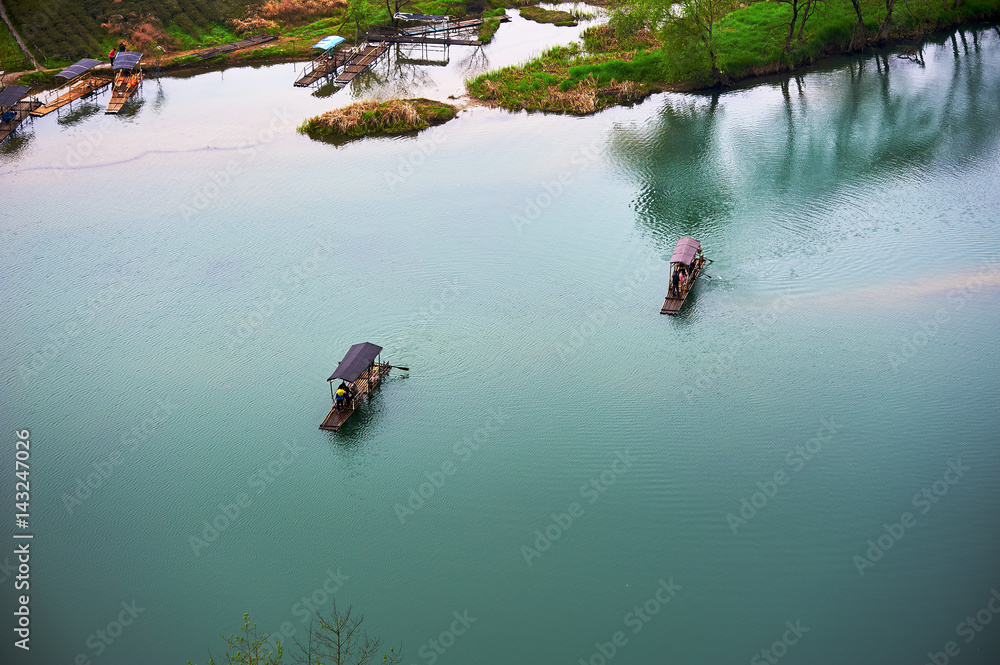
[313,36,346,54]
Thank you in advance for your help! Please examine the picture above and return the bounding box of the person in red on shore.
[109,48,116,64]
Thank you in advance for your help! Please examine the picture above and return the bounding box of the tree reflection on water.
[608,28,1000,252]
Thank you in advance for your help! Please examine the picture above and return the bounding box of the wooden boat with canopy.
[660,237,708,315]
[319,342,392,431]
[106,51,143,114]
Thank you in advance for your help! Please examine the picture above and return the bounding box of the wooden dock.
[188,33,277,62]
[294,49,351,87]
[333,42,389,86]
[319,363,391,431]
[380,34,481,46]
[0,85,41,143]
[31,76,110,116]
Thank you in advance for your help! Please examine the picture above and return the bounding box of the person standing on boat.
[671,267,681,296]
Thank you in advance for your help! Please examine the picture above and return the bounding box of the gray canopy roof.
[670,237,701,266]
[112,51,143,70]
[0,85,29,108]
[57,58,102,79]
[328,343,383,383]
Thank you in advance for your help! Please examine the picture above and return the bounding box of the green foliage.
[188,613,283,665]
[482,7,507,17]
[519,6,578,26]
[17,69,58,85]
[0,21,32,72]
[478,16,502,42]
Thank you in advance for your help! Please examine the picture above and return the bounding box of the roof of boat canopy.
[57,58,102,79]
[112,51,143,70]
[313,35,346,50]
[670,237,701,266]
[394,12,449,22]
[328,342,383,383]
[0,85,29,107]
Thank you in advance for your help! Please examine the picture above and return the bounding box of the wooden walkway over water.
[334,42,389,85]
[31,76,110,116]
[189,33,277,62]
[319,363,391,431]
[295,49,352,86]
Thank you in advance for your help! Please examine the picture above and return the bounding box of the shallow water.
[1,23,999,665]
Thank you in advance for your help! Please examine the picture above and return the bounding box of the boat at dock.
[319,342,395,431]
[660,237,708,315]
[106,51,143,114]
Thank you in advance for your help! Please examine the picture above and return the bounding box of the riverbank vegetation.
[519,5,579,26]
[299,97,457,139]
[1,0,508,79]
[469,0,1000,113]
[189,608,400,665]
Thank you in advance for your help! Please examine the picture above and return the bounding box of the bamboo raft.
[320,342,396,431]
[661,238,708,315]
[319,363,391,431]
[105,76,142,114]
[32,76,110,116]
[105,51,143,114]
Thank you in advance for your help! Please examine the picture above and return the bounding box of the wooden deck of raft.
[31,76,110,116]
[319,363,391,431]
[661,257,705,315]
[106,79,141,114]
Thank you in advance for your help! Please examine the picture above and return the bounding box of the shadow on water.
[56,102,102,126]
[0,131,33,157]
[609,26,1000,256]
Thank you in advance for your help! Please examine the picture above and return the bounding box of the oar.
[388,365,410,371]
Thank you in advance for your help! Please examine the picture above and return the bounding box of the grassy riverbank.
[299,97,458,140]
[469,0,1000,113]
[1,0,507,82]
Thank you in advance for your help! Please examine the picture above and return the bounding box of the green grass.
[470,0,1000,113]
[478,16,502,42]
[0,20,32,72]
[519,6,578,27]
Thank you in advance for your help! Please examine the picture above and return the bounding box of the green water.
[2,25,999,665]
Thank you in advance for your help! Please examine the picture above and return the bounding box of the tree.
[188,613,284,665]
[666,0,739,84]
[193,608,400,665]
[774,0,822,54]
[341,0,387,42]
[292,605,402,665]
[847,0,867,50]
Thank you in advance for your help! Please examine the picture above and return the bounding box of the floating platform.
[320,363,391,431]
[31,76,110,116]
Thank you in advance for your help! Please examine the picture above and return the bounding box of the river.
[1,18,998,665]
